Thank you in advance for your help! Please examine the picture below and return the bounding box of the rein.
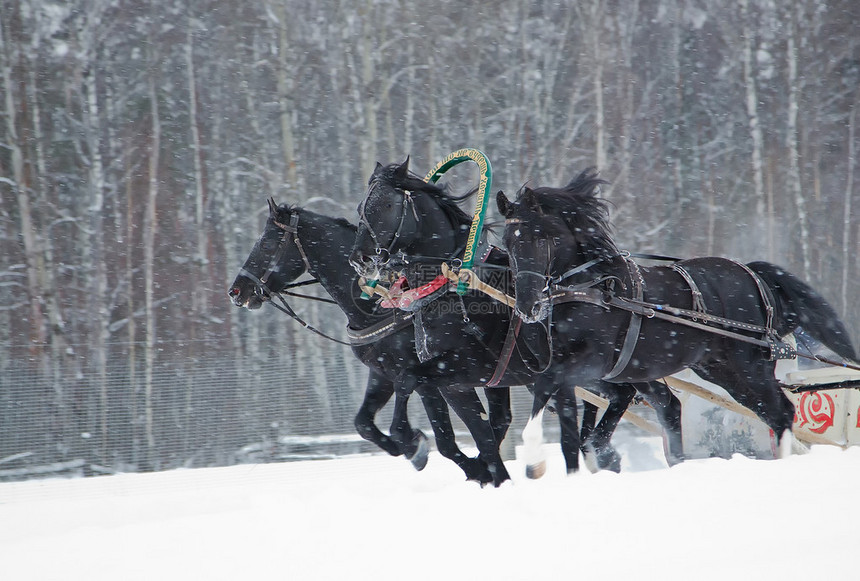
[265,291,353,346]
[240,269,337,306]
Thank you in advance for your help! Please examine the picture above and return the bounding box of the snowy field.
[2,434,858,581]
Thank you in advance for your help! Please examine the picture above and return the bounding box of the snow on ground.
[1,437,857,581]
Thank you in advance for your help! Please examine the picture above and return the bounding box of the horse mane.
[521,168,618,259]
[371,162,473,228]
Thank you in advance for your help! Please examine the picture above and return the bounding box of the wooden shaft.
[574,386,663,436]
[661,375,844,448]
[440,263,516,308]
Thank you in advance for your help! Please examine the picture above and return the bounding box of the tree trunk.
[83,61,111,464]
[186,19,208,316]
[786,8,811,279]
[125,150,139,468]
[741,0,766,223]
[143,57,161,470]
[358,0,378,173]
[185,15,207,458]
[1,14,45,350]
[590,0,606,171]
[274,1,298,195]
[841,93,856,316]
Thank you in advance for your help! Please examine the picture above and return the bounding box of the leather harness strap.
[346,311,414,346]
[549,259,796,361]
[487,316,522,387]
[671,263,707,313]
[735,261,775,331]
[603,259,645,381]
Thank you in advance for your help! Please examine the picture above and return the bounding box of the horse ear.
[496,190,511,216]
[369,162,383,185]
[521,187,541,211]
[267,197,277,215]
[395,156,410,180]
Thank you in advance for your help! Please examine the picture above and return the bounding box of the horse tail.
[747,261,857,362]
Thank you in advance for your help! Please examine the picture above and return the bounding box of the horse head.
[228,199,310,309]
[498,188,556,323]
[498,168,613,323]
[349,159,420,278]
[349,157,471,280]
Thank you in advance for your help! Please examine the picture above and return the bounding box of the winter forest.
[1,0,858,478]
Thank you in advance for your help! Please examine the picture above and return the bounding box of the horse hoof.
[525,461,546,479]
[490,467,512,487]
[597,448,622,473]
[582,445,621,473]
[778,429,797,459]
[462,459,494,484]
[408,431,429,471]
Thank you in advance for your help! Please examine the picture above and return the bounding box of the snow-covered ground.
[2,434,857,581]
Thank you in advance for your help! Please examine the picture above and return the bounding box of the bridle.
[505,217,554,302]
[239,210,311,295]
[505,216,624,307]
[356,180,419,264]
[240,207,350,345]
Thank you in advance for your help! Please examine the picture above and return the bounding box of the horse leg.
[485,387,512,447]
[634,380,685,465]
[579,401,598,447]
[581,382,635,473]
[416,385,492,484]
[440,387,511,487]
[521,376,558,479]
[388,375,429,468]
[696,354,796,458]
[551,382,581,475]
[354,372,402,457]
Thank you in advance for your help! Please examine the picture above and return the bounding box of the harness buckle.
[254,285,272,301]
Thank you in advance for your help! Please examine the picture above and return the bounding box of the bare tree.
[143,42,161,470]
[841,93,856,316]
[741,0,767,228]
[784,3,811,278]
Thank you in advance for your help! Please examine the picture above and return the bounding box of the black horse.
[349,160,686,471]
[229,202,596,486]
[496,168,858,455]
[229,201,511,484]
